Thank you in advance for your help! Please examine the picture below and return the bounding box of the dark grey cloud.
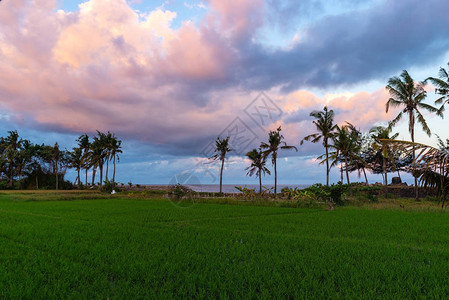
[237,0,449,91]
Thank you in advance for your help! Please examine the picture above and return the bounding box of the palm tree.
[426,62,449,114]
[91,132,108,187]
[5,130,22,187]
[300,106,337,186]
[77,134,91,186]
[325,123,363,185]
[386,70,441,199]
[110,135,122,184]
[260,126,297,197]
[370,126,399,196]
[246,148,271,194]
[209,137,232,194]
[71,147,83,188]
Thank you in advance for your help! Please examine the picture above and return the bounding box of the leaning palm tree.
[426,62,449,114]
[382,139,449,208]
[386,69,441,199]
[300,106,337,186]
[209,137,232,194]
[260,126,297,197]
[246,148,271,194]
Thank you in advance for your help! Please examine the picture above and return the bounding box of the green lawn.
[0,192,448,298]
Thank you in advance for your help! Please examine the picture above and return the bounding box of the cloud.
[0,0,448,164]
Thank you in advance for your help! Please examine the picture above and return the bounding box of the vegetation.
[208,137,232,194]
[300,106,337,186]
[0,130,122,190]
[260,126,297,197]
[1,191,449,298]
[245,148,270,194]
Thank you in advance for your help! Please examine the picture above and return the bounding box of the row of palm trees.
[72,131,122,188]
[210,63,449,199]
[0,130,122,190]
[210,126,297,197]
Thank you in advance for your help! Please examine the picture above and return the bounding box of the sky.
[0,0,449,187]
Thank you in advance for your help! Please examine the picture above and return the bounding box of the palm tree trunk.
[219,158,224,193]
[112,155,116,183]
[99,163,103,187]
[383,157,388,198]
[411,125,418,200]
[106,156,109,182]
[274,157,277,198]
[325,140,329,187]
[85,168,88,186]
[92,168,96,186]
[362,167,368,185]
[259,172,262,195]
[344,155,350,185]
[77,169,81,189]
[35,175,38,190]
[340,163,343,182]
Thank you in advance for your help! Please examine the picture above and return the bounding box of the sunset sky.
[1,0,449,186]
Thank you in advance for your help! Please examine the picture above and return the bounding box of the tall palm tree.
[386,70,441,199]
[426,62,449,114]
[110,135,122,184]
[327,123,362,185]
[246,148,271,194]
[260,126,297,197]
[300,106,337,186]
[91,131,108,187]
[5,130,21,187]
[71,147,83,188]
[370,126,399,196]
[209,137,232,194]
[77,134,91,186]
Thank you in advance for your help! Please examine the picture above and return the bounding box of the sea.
[147,184,311,193]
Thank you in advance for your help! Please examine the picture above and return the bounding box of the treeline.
[211,63,449,202]
[0,130,122,190]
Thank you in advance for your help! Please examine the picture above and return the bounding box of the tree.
[386,70,441,199]
[110,134,122,184]
[77,134,91,186]
[41,143,70,190]
[209,137,232,194]
[300,106,337,186]
[4,130,22,187]
[90,132,108,187]
[370,126,399,196]
[260,126,297,197]
[426,62,449,114]
[70,147,83,188]
[326,123,363,185]
[245,148,271,194]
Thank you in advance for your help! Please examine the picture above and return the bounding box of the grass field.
[1,191,449,298]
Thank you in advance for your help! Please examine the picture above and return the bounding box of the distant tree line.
[0,130,122,190]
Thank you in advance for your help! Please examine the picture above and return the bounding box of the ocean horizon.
[145,183,311,193]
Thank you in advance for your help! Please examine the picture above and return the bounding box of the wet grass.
[0,191,448,298]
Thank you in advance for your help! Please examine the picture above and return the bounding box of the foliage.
[234,186,256,200]
[2,194,449,298]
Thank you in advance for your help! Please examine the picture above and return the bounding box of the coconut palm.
[326,123,363,185]
[110,135,122,184]
[386,69,441,199]
[77,134,91,186]
[209,137,232,194]
[70,147,83,188]
[91,131,108,187]
[384,139,449,208]
[300,106,337,186]
[370,126,399,196]
[4,130,22,187]
[246,148,271,194]
[260,126,297,197]
[425,62,449,114]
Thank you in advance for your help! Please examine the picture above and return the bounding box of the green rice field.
[1,191,449,298]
